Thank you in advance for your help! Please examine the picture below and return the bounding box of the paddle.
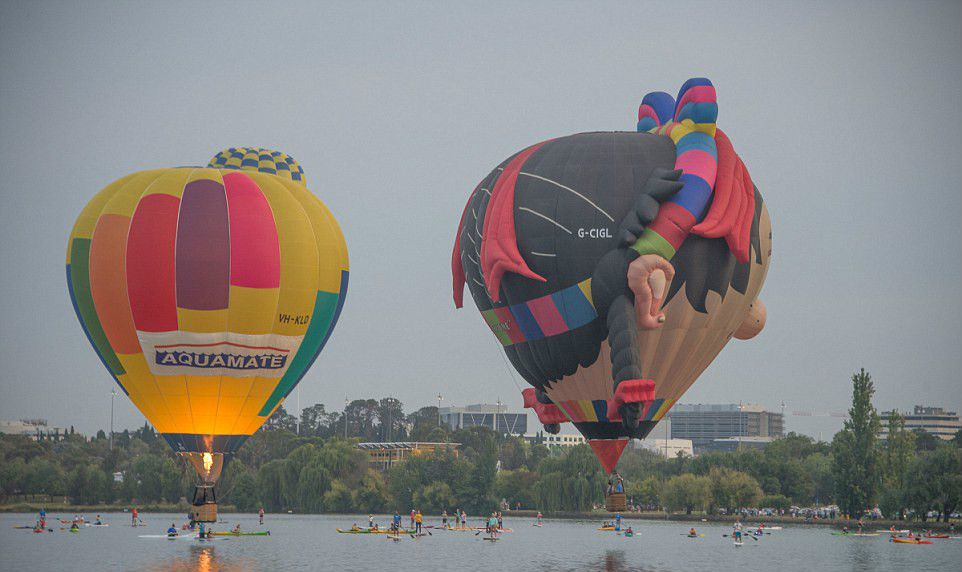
[723,533,758,541]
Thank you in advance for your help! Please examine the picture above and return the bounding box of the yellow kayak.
[336,528,410,534]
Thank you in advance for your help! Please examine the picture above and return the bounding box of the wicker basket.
[190,503,218,523]
[605,492,626,513]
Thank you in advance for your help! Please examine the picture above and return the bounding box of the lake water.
[2,512,960,571]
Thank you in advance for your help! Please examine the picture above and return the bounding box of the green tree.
[414,481,456,513]
[323,480,354,512]
[231,471,259,511]
[661,473,712,514]
[879,411,916,519]
[296,462,332,513]
[831,368,881,518]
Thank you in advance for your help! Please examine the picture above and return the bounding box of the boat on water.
[891,537,932,545]
[336,528,412,534]
[209,531,270,537]
[922,533,949,539]
[832,532,879,537]
[877,529,910,534]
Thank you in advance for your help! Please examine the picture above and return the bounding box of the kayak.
[923,534,950,539]
[892,537,932,544]
[336,528,411,534]
[878,529,910,534]
[832,532,879,537]
[624,532,634,537]
[754,526,782,530]
[598,526,618,531]
[210,531,270,536]
[533,523,543,527]
[85,523,108,527]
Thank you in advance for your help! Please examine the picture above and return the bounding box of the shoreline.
[2,503,956,530]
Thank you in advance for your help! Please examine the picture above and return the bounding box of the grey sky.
[1,1,959,439]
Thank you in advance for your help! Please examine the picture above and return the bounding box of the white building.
[881,406,961,441]
[525,432,586,448]
[0,419,68,441]
[634,437,694,458]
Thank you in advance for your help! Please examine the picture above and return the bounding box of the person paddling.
[131,507,139,526]
[689,527,697,537]
[487,513,499,536]
[536,512,543,526]
[392,511,401,532]
[259,507,265,525]
[415,510,423,534]
[733,519,743,543]
[167,523,178,537]
[441,509,448,528]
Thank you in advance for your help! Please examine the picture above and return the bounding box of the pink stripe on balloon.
[675,85,716,116]
[676,149,718,185]
[526,296,567,337]
[223,172,280,289]
[637,104,660,123]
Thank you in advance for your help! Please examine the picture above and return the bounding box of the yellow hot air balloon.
[66,148,348,521]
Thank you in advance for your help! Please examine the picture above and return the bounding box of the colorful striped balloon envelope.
[66,148,348,479]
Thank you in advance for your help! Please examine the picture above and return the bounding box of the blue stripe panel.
[162,433,250,454]
[671,174,713,220]
[551,284,597,330]
[642,91,676,125]
[510,302,545,340]
[637,118,658,132]
[674,78,713,116]
[675,131,717,158]
[676,102,718,125]
[592,399,609,422]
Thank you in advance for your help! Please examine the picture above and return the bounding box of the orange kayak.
[891,537,932,544]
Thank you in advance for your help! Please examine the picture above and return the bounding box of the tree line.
[1,374,959,521]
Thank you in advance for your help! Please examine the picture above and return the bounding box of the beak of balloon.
[733,298,766,340]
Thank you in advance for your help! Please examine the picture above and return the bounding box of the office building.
[439,403,527,434]
[881,406,961,441]
[668,403,784,453]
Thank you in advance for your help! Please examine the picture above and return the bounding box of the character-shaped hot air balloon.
[452,79,770,510]
[67,148,348,522]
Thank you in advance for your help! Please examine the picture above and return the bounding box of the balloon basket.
[190,485,218,523]
[605,492,626,513]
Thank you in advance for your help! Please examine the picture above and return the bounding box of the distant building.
[525,432,586,449]
[634,437,694,458]
[881,406,961,441]
[439,404,527,434]
[0,419,68,441]
[668,403,784,453]
[707,436,777,452]
[355,442,460,472]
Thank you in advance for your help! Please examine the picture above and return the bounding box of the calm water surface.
[2,512,960,571]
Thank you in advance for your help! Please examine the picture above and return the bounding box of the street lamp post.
[344,396,349,439]
[436,393,443,427]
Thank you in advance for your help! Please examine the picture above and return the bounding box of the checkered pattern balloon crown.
[208,147,305,184]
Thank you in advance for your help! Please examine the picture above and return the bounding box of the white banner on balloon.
[137,331,305,378]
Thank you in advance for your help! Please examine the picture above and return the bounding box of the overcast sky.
[1,0,959,439]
